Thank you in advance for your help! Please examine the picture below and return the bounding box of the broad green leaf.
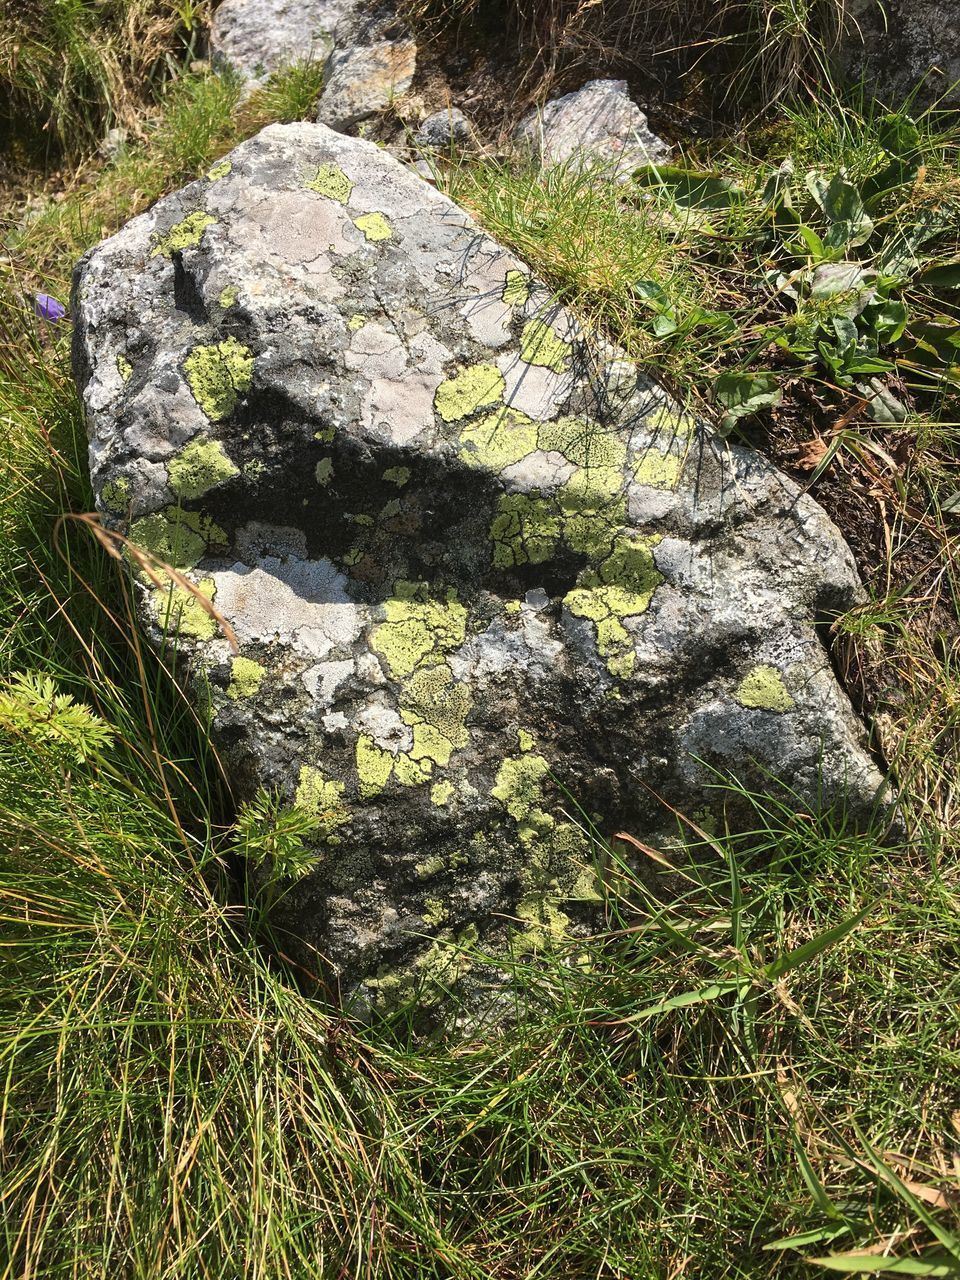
[714,370,782,422]
[917,262,960,289]
[764,1226,851,1251]
[865,300,909,345]
[633,165,745,210]
[859,379,907,424]
[632,279,671,307]
[810,1252,960,1275]
[620,979,742,1023]
[764,900,875,979]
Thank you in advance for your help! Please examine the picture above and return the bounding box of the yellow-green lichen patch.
[156,576,218,641]
[206,159,231,181]
[295,765,349,841]
[347,313,366,332]
[363,925,478,1009]
[394,753,432,786]
[459,407,538,472]
[370,584,467,680]
[549,823,602,902]
[184,337,254,421]
[538,416,627,474]
[129,508,227,570]
[520,318,571,373]
[633,447,683,491]
[399,665,473,768]
[434,363,504,423]
[315,458,334,486]
[168,435,239,499]
[101,477,130,511]
[563,534,663,679]
[227,656,265,700]
[383,465,410,486]
[116,354,133,383]
[559,458,625,515]
[647,404,697,440]
[356,734,395,799]
[490,493,560,568]
[511,896,570,956]
[305,162,354,203]
[354,211,393,242]
[150,210,216,257]
[219,285,239,310]
[415,854,447,880]
[502,269,531,307]
[314,424,336,443]
[505,600,522,615]
[736,665,795,713]
[492,753,555,845]
[422,898,446,927]
[517,728,535,752]
[431,780,454,806]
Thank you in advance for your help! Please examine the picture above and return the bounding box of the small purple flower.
[34,293,66,323]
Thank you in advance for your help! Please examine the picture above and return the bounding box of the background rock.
[515,78,670,178]
[844,0,960,106]
[73,122,888,1015]
[317,36,416,130]
[209,0,345,85]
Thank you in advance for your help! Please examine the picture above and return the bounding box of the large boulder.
[72,123,888,1013]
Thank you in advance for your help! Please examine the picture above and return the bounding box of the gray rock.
[515,78,670,179]
[73,122,888,1016]
[209,0,344,84]
[415,108,476,150]
[317,36,416,130]
[843,0,960,106]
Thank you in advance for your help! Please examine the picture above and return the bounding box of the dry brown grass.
[0,0,212,161]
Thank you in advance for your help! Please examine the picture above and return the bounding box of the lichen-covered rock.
[73,122,888,1015]
[515,78,670,179]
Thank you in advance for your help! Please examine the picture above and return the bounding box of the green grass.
[0,0,211,164]
[1,44,960,1280]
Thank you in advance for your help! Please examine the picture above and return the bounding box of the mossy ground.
[1,16,960,1280]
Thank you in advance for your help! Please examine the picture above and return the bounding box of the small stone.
[515,78,670,181]
[415,108,476,150]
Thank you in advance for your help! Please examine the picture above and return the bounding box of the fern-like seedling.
[234,787,324,883]
[0,671,114,763]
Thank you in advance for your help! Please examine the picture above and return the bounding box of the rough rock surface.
[209,0,344,84]
[844,0,960,105]
[317,36,416,130]
[516,78,670,178]
[73,122,887,1014]
[210,0,416,127]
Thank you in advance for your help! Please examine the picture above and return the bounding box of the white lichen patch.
[210,556,363,660]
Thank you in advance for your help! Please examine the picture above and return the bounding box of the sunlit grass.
[0,36,959,1280]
